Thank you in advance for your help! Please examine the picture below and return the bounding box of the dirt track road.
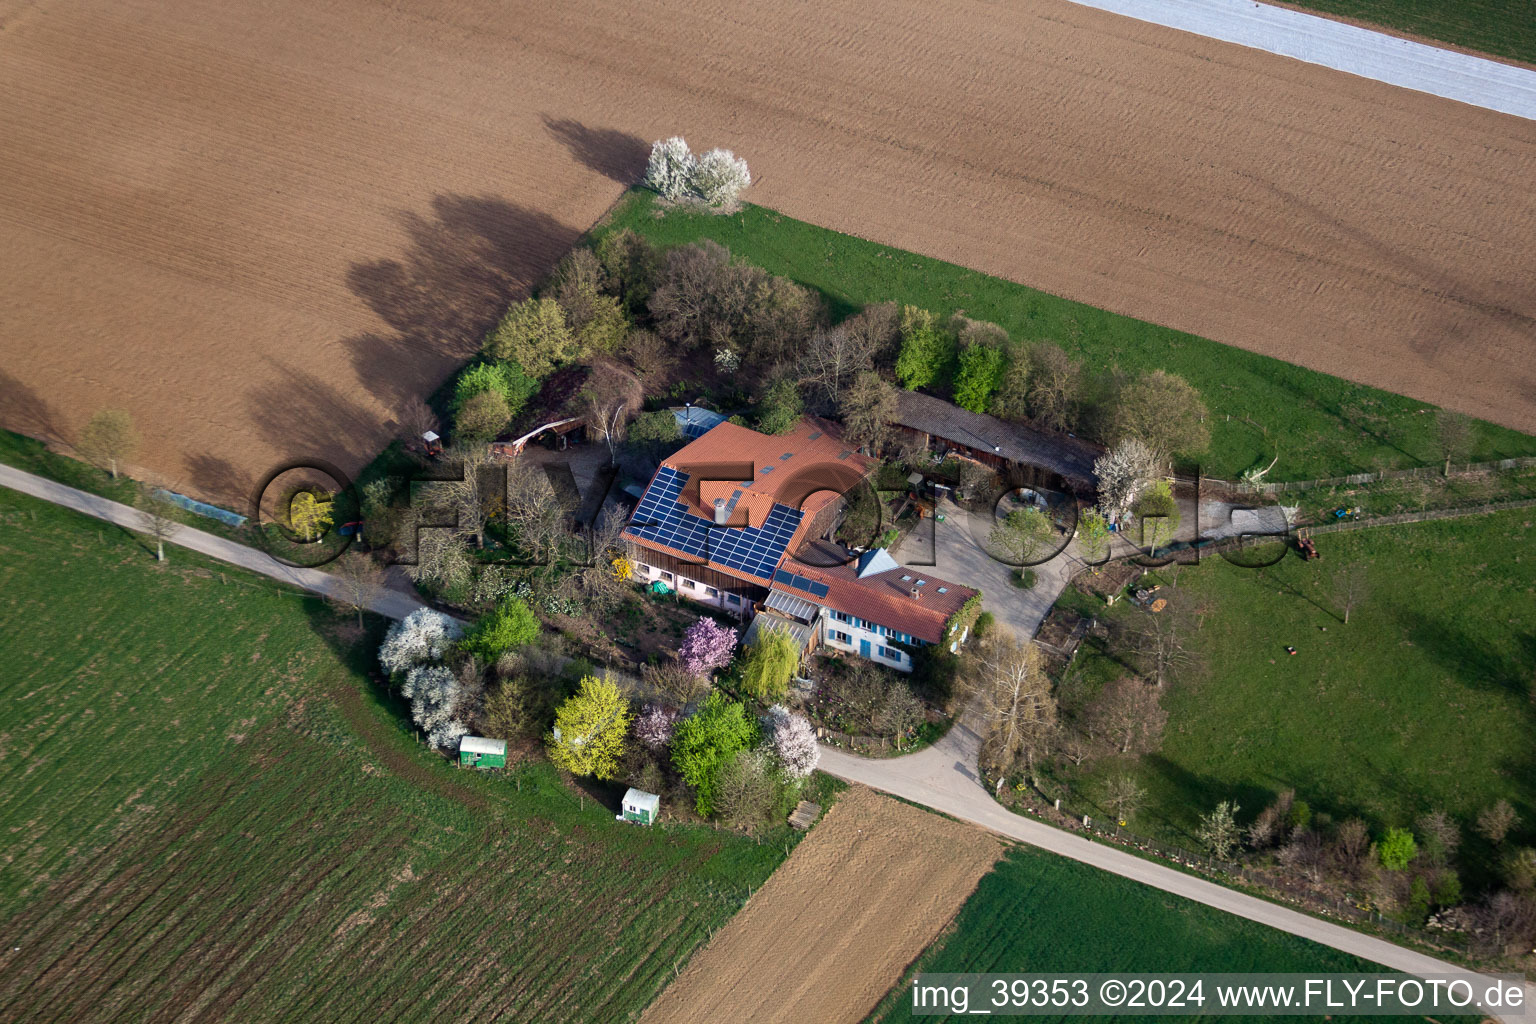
[2,0,1534,503]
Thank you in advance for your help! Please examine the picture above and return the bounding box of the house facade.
[623,418,978,672]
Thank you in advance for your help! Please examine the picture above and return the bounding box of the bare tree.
[1477,799,1520,845]
[76,409,138,479]
[838,370,897,451]
[801,323,878,411]
[1335,818,1371,866]
[1088,677,1167,754]
[1025,342,1083,433]
[643,661,711,709]
[1120,604,1197,688]
[1435,409,1474,476]
[504,460,571,563]
[1105,774,1145,823]
[401,395,438,441]
[134,485,179,562]
[1416,809,1462,866]
[1093,438,1159,522]
[1332,560,1369,625]
[968,631,1057,781]
[442,445,499,549]
[332,550,385,628]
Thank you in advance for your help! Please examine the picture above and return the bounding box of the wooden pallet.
[788,801,821,830]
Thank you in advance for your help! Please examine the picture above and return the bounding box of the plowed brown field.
[2,0,1534,501]
[638,786,1001,1024]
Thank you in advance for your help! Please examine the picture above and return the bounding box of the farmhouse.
[623,417,977,672]
[890,390,1100,494]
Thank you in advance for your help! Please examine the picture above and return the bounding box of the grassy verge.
[866,846,1475,1023]
[1280,0,1536,66]
[0,486,809,1023]
[1048,509,1536,886]
[595,192,1536,483]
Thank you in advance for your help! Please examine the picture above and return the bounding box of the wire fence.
[1204,456,1536,495]
[1009,786,1477,957]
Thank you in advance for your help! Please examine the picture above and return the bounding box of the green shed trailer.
[617,788,660,825]
[459,735,506,769]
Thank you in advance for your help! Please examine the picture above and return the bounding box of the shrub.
[644,136,695,200]
[671,691,757,815]
[484,298,576,377]
[712,748,777,827]
[755,378,803,436]
[1379,827,1418,870]
[547,675,631,780]
[460,598,540,661]
[452,360,537,415]
[1103,369,1210,459]
[678,616,738,678]
[454,388,512,443]
[974,611,996,638]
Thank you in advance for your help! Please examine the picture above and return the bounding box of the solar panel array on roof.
[629,467,803,581]
[772,568,831,599]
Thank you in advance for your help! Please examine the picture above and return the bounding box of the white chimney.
[714,498,728,525]
[910,587,921,600]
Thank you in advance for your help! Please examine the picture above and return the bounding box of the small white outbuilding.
[617,788,660,825]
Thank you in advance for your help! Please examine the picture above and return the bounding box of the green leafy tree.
[894,306,955,391]
[626,409,684,464]
[76,409,138,479]
[953,343,1006,413]
[484,297,575,377]
[596,228,660,315]
[990,348,1030,421]
[739,624,800,701]
[1379,827,1418,870]
[288,490,333,543]
[1135,479,1181,549]
[547,675,631,780]
[755,378,803,436]
[1104,369,1210,459]
[671,691,757,815]
[460,598,540,661]
[989,506,1053,566]
[452,361,538,417]
[1078,508,1111,564]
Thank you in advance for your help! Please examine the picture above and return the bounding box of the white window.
[726,594,742,606]
[661,571,673,583]
[680,577,694,590]
[705,586,719,598]
[830,630,852,645]
[878,646,902,663]
[636,562,652,574]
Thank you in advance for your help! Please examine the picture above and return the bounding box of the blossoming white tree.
[378,608,463,675]
[644,136,695,200]
[1093,437,1159,523]
[768,705,819,779]
[645,137,751,207]
[689,147,751,206]
[401,663,468,750]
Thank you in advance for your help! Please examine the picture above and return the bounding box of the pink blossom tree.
[635,704,680,749]
[677,616,737,678]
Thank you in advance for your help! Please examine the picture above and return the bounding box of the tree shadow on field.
[0,368,67,445]
[343,196,582,410]
[185,454,255,514]
[245,358,382,476]
[541,116,649,185]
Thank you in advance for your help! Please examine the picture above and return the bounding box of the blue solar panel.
[770,567,830,600]
[629,468,802,581]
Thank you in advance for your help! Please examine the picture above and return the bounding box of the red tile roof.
[782,542,978,645]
